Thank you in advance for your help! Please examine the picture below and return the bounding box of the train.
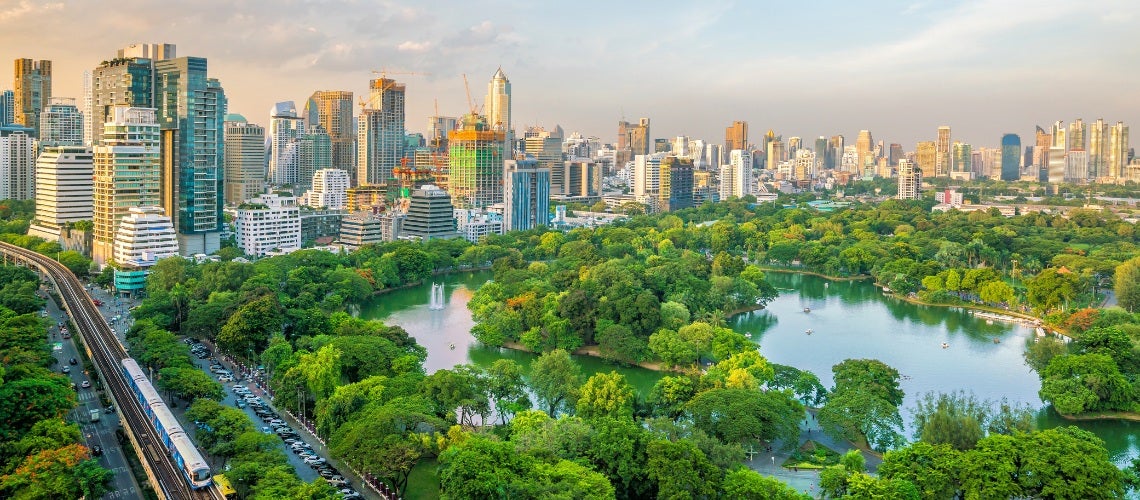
[121,358,212,489]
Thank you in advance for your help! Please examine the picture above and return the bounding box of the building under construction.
[448,113,504,209]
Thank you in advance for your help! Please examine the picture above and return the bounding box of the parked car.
[305,457,326,466]
[235,400,246,409]
[326,476,347,486]
[81,380,91,388]
[218,376,234,382]
[91,445,103,457]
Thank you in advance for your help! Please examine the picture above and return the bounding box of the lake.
[360,269,1140,467]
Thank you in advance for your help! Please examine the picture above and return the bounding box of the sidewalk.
[745,408,882,498]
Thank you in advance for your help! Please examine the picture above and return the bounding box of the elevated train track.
[0,242,219,500]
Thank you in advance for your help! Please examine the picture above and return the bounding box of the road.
[0,242,221,500]
[44,287,141,500]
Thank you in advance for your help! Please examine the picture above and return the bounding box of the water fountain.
[428,283,445,310]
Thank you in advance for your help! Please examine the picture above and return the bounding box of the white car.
[304,457,326,466]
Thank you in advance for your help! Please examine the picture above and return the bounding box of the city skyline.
[1,0,1138,149]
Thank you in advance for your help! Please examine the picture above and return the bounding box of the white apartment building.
[28,146,93,241]
[718,149,753,200]
[0,129,36,200]
[633,152,666,197]
[113,206,180,268]
[454,209,503,243]
[304,168,350,209]
[235,193,301,257]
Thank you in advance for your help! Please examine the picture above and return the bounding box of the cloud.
[397,41,432,53]
[0,0,63,22]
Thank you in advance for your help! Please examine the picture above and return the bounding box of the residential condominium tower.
[503,155,550,232]
[14,58,51,136]
[357,78,405,186]
[27,146,93,242]
[223,114,265,205]
[92,107,161,266]
[0,127,37,201]
[153,56,227,256]
[39,98,83,147]
[304,91,355,180]
[719,149,753,200]
[267,101,303,186]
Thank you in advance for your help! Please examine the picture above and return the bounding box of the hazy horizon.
[3,0,1138,150]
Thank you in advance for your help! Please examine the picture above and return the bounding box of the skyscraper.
[659,156,694,212]
[719,149,753,200]
[93,107,161,265]
[303,168,350,210]
[725,120,748,152]
[14,58,51,136]
[427,115,458,153]
[1000,133,1021,181]
[153,56,227,256]
[0,127,36,201]
[267,101,303,186]
[1108,121,1129,179]
[504,155,550,232]
[1089,118,1107,178]
[523,126,564,194]
[223,114,265,205]
[889,143,904,166]
[448,113,504,209]
[633,152,666,199]
[304,91,355,180]
[935,126,951,176]
[1068,119,1086,151]
[0,90,13,126]
[298,125,331,192]
[814,137,828,167]
[951,142,972,180]
[826,135,844,170]
[39,98,83,147]
[90,56,155,146]
[357,77,405,186]
[486,68,512,157]
[915,141,936,175]
[28,146,93,243]
[855,130,874,171]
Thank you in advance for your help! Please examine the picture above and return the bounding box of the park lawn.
[781,440,841,470]
[405,458,440,500]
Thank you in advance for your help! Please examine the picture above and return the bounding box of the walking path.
[745,409,882,498]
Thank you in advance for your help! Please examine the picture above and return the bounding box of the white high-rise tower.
[486,68,512,156]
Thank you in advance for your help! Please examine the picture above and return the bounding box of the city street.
[43,286,141,500]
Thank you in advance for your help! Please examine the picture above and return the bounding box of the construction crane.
[358,69,429,110]
[461,74,477,116]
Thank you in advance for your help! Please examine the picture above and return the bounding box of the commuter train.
[121,358,212,489]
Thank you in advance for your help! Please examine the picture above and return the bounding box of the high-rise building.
[814,137,828,167]
[855,130,874,170]
[82,71,92,146]
[304,91,355,180]
[951,142,972,180]
[1000,134,1021,181]
[633,152,666,198]
[118,43,177,60]
[39,98,83,147]
[554,158,601,201]
[1089,118,1107,178]
[626,118,651,156]
[90,57,155,146]
[915,141,936,176]
[504,156,550,232]
[1108,121,1129,179]
[0,127,36,201]
[153,57,227,256]
[767,139,785,172]
[267,101,303,186]
[725,121,748,152]
[93,107,161,266]
[1068,119,1086,152]
[1065,150,1088,182]
[1034,126,1051,168]
[1047,146,1066,184]
[0,90,13,126]
[235,193,301,257]
[888,143,904,166]
[523,126,564,194]
[935,126,951,176]
[827,135,844,170]
[897,159,921,200]
[303,168,350,210]
[486,68,512,156]
[14,59,51,136]
[659,156,694,212]
[402,185,458,240]
[792,149,818,181]
[340,211,400,248]
[448,113,504,209]
[223,114,265,205]
[298,125,331,192]
[28,146,93,242]
[1050,120,1067,151]
[427,115,457,153]
[358,78,405,186]
[719,149,753,200]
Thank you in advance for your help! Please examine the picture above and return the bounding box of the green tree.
[818,359,905,450]
[721,468,809,499]
[576,371,635,420]
[686,387,802,446]
[485,359,529,425]
[217,294,283,357]
[648,329,698,368]
[1115,256,1140,313]
[55,250,91,277]
[878,441,962,500]
[0,376,77,441]
[646,439,720,499]
[1039,353,1133,414]
[529,349,582,416]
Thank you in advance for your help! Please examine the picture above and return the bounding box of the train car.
[121,358,212,489]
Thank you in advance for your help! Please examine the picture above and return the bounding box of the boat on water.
[744,333,753,338]
[941,342,950,349]
[448,342,456,350]
[993,338,1001,343]
[803,307,811,313]
[805,328,813,335]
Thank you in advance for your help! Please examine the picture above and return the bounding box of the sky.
[2,0,1139,149]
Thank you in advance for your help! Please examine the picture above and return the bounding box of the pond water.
[360,269,1140,467]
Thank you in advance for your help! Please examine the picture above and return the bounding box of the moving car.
[62,366,71,373]
[69,358,78,365]
[81,380,91,388]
